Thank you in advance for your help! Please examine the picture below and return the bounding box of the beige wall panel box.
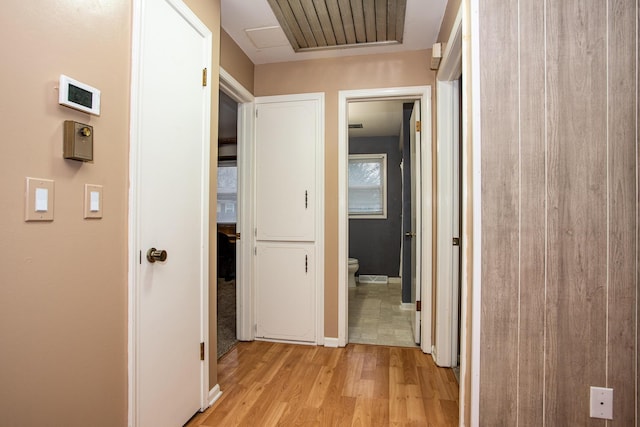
[64,121,93,162]
[25,177,54,221]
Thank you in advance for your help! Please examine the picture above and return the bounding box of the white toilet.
[348,258,359,288]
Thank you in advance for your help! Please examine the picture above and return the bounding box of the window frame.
[216,160,238,224]
[348,153,387,219]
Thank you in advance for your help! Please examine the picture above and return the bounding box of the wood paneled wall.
[478,0,638,425]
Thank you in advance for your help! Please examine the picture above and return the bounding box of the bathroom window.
[348,154,387,219]
[217,162,237,224]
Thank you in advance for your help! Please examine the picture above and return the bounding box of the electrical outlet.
[590,386,613,420]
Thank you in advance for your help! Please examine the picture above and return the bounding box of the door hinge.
[235,232,241,240]
[416,301,422,312]
[452,237,460,246]
[255,108,258,118]
[202,68,207,87]
[254,247,257,255]
[139,250,142,265]
[200,342,205,361]
[416,120,421,132]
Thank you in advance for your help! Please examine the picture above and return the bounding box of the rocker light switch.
[84,184,103,219]
[25,177,54,221]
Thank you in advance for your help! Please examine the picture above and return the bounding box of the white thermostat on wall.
[58,74,101,116]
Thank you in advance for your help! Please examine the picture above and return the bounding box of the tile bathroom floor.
[348,281,418,348]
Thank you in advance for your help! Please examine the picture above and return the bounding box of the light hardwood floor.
[186,341,458,426]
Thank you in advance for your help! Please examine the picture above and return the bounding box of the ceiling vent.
[266,0,407,52]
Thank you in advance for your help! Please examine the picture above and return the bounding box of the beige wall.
[220,29,255,94]
[0,1,221,425]
[0,1,131,425]
[478,0,638,424]
[255,50,436,337]
[437,0,461,43]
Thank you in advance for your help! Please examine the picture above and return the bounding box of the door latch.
[452,237,460,246]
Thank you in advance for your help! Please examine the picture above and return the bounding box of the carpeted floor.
[216,279,237,358]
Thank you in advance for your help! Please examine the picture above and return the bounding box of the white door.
[409,101,422,344]
[254,94,323,343]
[132,0,211,425]
[434,78,461,366]
[256,243,315,341]
[255,100,316,242]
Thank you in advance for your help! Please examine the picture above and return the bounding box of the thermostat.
[59,74,101,116]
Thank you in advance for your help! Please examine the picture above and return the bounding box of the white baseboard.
[388,277,401,284]
[400,303,415,311]
[324,337,340,348]
[208,384,222,407]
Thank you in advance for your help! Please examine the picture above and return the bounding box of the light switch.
[25,177,54,221]
[90,191,100,211]
[84,184,103,219]
[35,188,48,212]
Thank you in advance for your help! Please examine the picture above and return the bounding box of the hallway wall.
[349,136,402,278]
[478,0,638,424]
[0,1,131,425]
[0,1,222,425]
[255,50,436,337]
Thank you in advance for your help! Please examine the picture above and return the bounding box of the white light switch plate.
[84,184,103,219]
[590,386,613,420]
[25,177,54,221]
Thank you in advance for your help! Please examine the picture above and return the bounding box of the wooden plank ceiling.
[266,0,407,51]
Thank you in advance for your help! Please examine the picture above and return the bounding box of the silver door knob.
[146,248,167,263]
[405,232,416,237]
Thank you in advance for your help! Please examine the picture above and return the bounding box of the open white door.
[130,0,211,425]
[434,4,463,366]
[409,100,422,344]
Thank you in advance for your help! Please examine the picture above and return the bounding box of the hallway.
[187,341,458,426]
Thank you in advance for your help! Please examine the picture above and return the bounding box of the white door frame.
[218,68,255,342]
[338,86,433,352]
[128,0,211,424]
[434,5,462,368]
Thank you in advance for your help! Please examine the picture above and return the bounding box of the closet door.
[255,99,316,242]
[255,243,315,342]
[254,93,323,343]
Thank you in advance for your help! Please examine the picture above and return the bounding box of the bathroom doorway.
[338,86,433,351]
[347,99,421,348]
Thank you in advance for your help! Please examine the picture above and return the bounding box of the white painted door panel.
[256,243,315,342]
[255,101,316,241]
[410,100,422,344]
[134,0,210,425]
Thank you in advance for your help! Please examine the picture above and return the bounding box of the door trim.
[338,86,433,352]
[128,0,211,424]
[219,68,255,342]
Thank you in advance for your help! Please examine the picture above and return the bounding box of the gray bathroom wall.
[349,136,402,277]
